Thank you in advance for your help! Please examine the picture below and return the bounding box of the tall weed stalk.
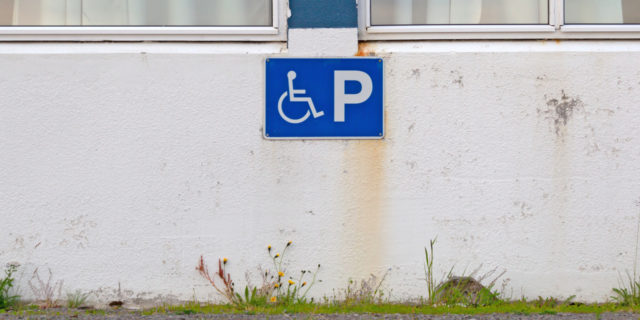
[612,198,640,306]
[424,238,437,304]
[28,267,63,308]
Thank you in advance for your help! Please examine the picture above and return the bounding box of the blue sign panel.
[265,58,383,139]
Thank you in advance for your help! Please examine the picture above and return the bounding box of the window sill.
[0,26,283,41]
[361,24,640,40]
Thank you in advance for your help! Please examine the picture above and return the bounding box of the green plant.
[612,272,640,306]
[424,238,437,304]
[612,198,640,306]
[0,263,19,310]
[66,290,89,308]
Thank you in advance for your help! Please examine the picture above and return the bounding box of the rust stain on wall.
[341,139,388,279]
[356,42,377,57]
[549,130,570,269]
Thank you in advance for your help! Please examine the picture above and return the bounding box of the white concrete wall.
[1,41,640,305]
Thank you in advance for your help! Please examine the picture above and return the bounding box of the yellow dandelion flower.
[288,279,295,285]
[270,296,277,303]
[267,245,272,251]
[287,241,292,246]
[274,283,280,288]
[275,253,280,258]
[278,271,284,277]
[223,258,228,264]
[301,282,307,287]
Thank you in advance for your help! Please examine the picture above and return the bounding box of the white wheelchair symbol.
[278,71,325,124]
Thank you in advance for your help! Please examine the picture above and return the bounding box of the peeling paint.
[61,215,97,249]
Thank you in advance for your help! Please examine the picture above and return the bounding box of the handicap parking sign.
[265,58,383,139]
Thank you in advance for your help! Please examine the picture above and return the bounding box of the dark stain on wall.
[540,91,584,136]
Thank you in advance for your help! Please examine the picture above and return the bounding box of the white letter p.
[334,71,373,122]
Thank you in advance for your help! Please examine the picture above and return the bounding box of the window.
[0,0,284,41]
[565,0,640,24]
[371,0,548,25]
[361,0,640,39]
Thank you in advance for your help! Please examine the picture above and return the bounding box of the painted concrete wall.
[1,41,640,305]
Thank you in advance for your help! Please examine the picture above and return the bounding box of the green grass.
[66,290,89,309]
[3,299,639,317]
[140,301,639,316]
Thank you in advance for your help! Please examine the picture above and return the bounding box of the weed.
[66,290,90,308]
[0,263,20,310]
[434,275,503,307]
[533,296,560,308]
[612,271,640,306]
[176,309,196,315]
[268,242,321,305]
[196,256,235,303]
[28,268,63,308]
[531,295,576,308]
[423,238,506,307]
[337,271,389,305]
[424,238,437,304]
[612,197,640,306]
[85,308,106,315]
[197,241,320,309]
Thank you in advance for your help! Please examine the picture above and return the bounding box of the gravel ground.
[0,312,638,320]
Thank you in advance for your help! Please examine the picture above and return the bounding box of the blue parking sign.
[265,58,383,139]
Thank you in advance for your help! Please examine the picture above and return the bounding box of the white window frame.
[0,0,286,41]
[359,0,640,40]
